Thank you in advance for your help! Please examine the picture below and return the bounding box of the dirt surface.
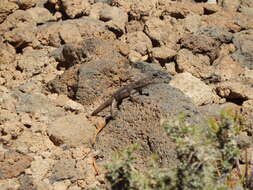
[0,0,253,189]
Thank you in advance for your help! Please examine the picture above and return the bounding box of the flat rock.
[47,113,95,147]
[170,72,220,105]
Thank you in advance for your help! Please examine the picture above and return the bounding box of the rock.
[0,178,20,190]
[239,7,253,18]
[53,180,71,190]
[25,156,54,181]
[15,92,66,122]
[176,48,212,79]
[61,0,90,18]
[0,0,18,23]
[213,56,245,81]
[242,100,253,124]
[92,62,205,165]
[128,50,147,62]
[26,7,55,24]
[202,11,241,32]
[47,113,95,147]
[241,0,253,8]
[16,49,50,77]
[128,0,157,19]
[199,102,240,118]
[235,13,253,30]
[0,150,32,179]
[59,23,83,44]
[144,17,182,48]
[0,10,36,35]
[120,31,152,56]
[195,26,233,43]
[183,14,202,33]
[150,46,177,63]
[180,34,221,62]
[18,174,37,190]
[4,24,37,49]
[53,94,85,112]
[161,1,204,19]
[216,79,253,100]
[37,18,115,47]
[170,72,220,105]
[16,0,36,9]
[125,20,144,33]
[232,29,253,69]
[221,0,240,11]
[99,6,128,36]
[50,158,85,181]
[0,42,16,65]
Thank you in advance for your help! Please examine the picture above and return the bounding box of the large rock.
[170,72,220,106]
[47,113,95,147]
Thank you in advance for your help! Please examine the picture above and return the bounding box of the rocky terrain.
[0,0,253,189]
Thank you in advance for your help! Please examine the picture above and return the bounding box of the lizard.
[90,75,156,144]
[91,75,156,117]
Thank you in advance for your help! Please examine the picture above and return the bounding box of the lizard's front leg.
[110,98,117,119]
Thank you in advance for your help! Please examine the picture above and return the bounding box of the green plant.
[104,109,248,190]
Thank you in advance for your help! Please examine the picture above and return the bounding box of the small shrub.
[104,109,247,190]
